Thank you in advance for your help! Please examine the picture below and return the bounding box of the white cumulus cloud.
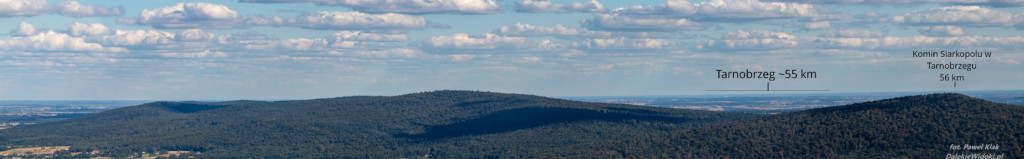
[582,0,834,32]
[98,30,176,46]
[819,29,884,38]
[721,29,795,40]
[118,2,245,29]
[278,38,329,50]
[495,23,583,37]
[813,36,1024,49]
[286,11,429,30]
[0,31,126,53]
[614,0,830,21]
[891,6,1022,27]
[9,22,38,36]
[770,0,1024,7]
[421,33,563,53]
[517,0,606,13]
[425,33,529,49]
[328,48,424,58]
[239,0,501,14]
[120,3,439,31]
[803,21,831,30]
[66,22,112,37]
[573,37,676,50]
[0,0,49,17]
[176,29,216,42]
[701,30,799,50]
[160,50,228,58]
[583,13,703,31]
[493,23,678,39]
[0,0,121,17]
[693,0,821,20]
[54,0,123,18]
[919,26,966,37]
[330,31,408,42]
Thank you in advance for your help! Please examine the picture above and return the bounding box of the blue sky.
[0,0,1022,100]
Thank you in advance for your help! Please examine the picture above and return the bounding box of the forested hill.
[551,93,1024,158]
[0,90,757,158]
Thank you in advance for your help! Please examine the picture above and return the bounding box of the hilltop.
[0,90,755,158]
[551,93,1024,158]
[2,92,1021,158]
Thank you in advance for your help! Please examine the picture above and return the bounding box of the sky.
[0,0,1022,100]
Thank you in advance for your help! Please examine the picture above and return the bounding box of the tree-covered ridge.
[0,90,757,158]
[551,93,1024,158]
[2,91,1019,158]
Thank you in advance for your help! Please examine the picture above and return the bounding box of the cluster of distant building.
[0,122,35,130]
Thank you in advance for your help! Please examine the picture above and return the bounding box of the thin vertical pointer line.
[767,82,770,91]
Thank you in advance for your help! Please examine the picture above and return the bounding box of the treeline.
[550,93,1024,158]
[0,90,757,158]
[5,91,1017,158]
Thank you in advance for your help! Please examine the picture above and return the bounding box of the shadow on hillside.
[397,107,689,139]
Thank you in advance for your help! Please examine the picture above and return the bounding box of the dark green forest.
[0,91,1021,158]
[550,93,1024,158]
[0,90,756,158]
